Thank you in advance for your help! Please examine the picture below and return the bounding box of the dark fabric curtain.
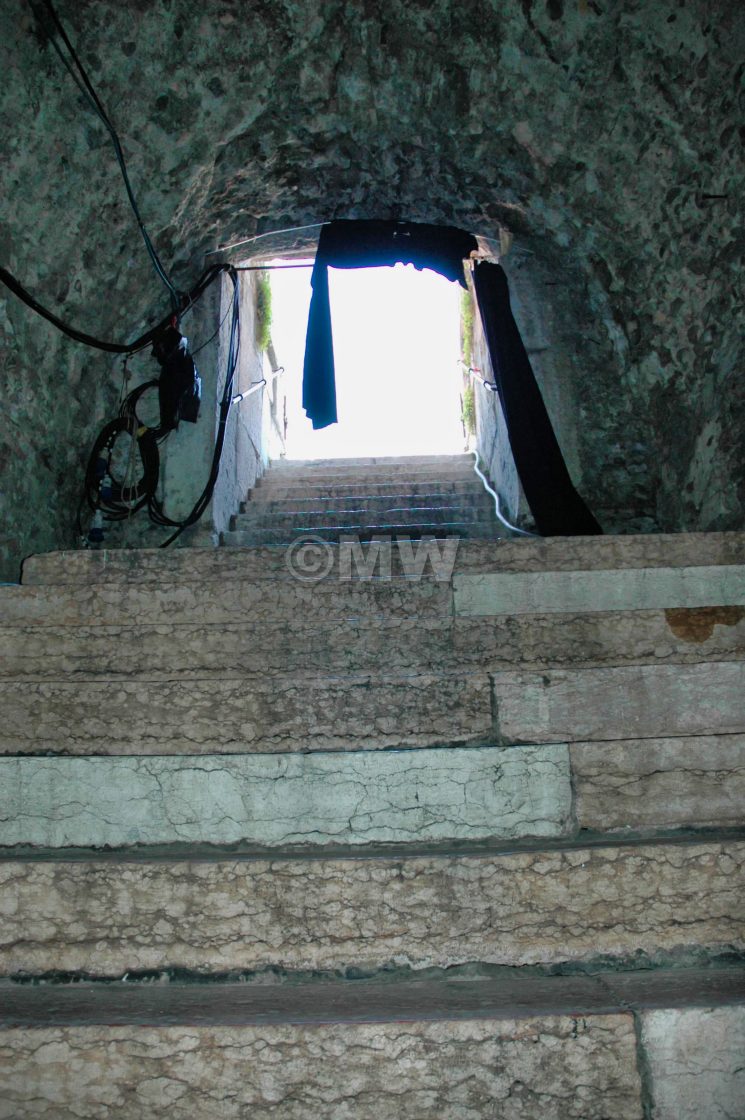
[472,260,601,536]
[302,220,478,430]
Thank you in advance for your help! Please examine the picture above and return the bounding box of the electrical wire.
[33,0,180,307]
[155,270,242,546]
[0,262,228,353]
[209,222,324,257]
[192,295,235,356]
[471,449,540,538]
[80,268,242,546]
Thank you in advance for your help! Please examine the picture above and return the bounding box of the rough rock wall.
[1,0,742,578]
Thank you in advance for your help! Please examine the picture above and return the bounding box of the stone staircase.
[223,453,503,545]
[1,458,744,1117]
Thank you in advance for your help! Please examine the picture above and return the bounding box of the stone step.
[239,492,493,520]
[2,993,742,1120]
[0,744,573,849]
[21,533,745,586]
[453,564,745,616]
[0,671,491,755]
[1,659,742,748]
[232,506,497,532]
[6,562,742,630]
[223,519,503,546]
[0,576,452,629]
[3,735,743,846]
[0,1013,645,1119]
[249,478,486,502]
[1,838,742,975]
[268,455,475,470]
[2,611,744,680]
[571,734,745,832]
[257,464,477,487]
[493,662,745,744]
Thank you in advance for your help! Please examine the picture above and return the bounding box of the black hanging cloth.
[472,260,602,536]
[302,220,478,430]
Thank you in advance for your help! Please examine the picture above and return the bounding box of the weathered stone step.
[0,744,572,849]
[493,662,745,743]
[1,839,742,974]
[21,533,745,586]
[238,493,492,521]
[249,478,485,503]
[1,658,741,750]
[2,998,743,1120]
[223,519,502,546]
[233,503,494,533]
[454,564,745,616]
[6,562,742,629]
[572,734,745,832]
[0,576,452,628]
[2,610,744,679]
[3,737,742,846]
[229,510,492,535]
[0,1014,646,1119]
[3,967,742,1027]
[268,455,475,470]
[0,671,491,755]
[257,464,477,487]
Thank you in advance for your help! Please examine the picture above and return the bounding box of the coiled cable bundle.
[80,269,241,547]
[81,379,161,525]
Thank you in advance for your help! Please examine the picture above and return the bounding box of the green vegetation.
[255,272,272,352]
[461,383,476,437]
[460,286,474,367]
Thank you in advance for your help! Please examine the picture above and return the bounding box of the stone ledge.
[21,534,745,586]
[641,1005,745,1120]
[454,565,745,616]
[2,609,744,679]
[0,1014,644,1119]
[0,576,453,628]
[572,736,745,831]
[2,967,743,1028]
[0,672,492,755]
[493,663,745,742]
[0,744,573,849]
[1,841,742,975]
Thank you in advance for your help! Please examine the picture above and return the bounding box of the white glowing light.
[269,261,464,458]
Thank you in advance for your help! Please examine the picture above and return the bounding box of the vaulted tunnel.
[1,0,742,578]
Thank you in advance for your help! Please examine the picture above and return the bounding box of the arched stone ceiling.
[0,0,742,575]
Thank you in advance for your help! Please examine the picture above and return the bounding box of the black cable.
[34,0,180,307]
[192,296,235,356]
[79,380,161,530]
[157,271,242,546]
[0,262,228,353]
[80,268,242,547]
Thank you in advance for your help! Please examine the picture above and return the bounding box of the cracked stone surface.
[454,565,745,617]
[1,842,742,975]
[2,608,744,681]
[0,744,572,848]
[641,1006,745,1120]
[572,736,745,831]
[0,578,452,628]
[21,534,745,586]
[0,671,491,754]
[0,1014,643,1119]
[457,611,745,672]
[493,663,745,743]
